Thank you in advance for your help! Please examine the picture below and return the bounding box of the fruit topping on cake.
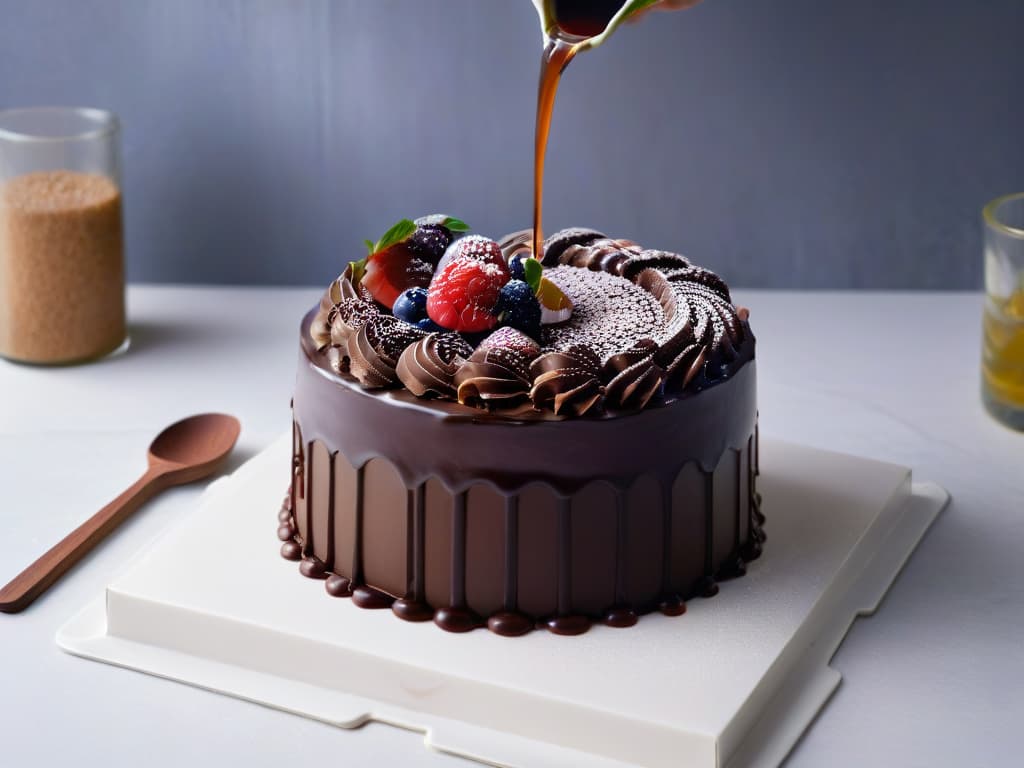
[407,214,470,264]
[357,219,433,309]
[391,287,428,323]
[435,234,509,274]
[427,251,509,333]
[495,280,542,338]
[535,276,573,325]
[310,218,754,416]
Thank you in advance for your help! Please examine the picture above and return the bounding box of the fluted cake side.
[279,313,762,636]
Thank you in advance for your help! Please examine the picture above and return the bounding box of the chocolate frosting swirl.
[310,267,364,350]
[664,264,732,303]
[396,332,473,399]
[559,238,644,276]
[541,227,606,266]
[601,339,665,410]
[348,316,428,389]
[529,345,604,416]
[454,346,533,408]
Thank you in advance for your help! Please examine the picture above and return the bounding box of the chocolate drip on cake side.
[392,484,432,621]
[486,496,533,636]
[280,366,763,635]
[279,437,763,636]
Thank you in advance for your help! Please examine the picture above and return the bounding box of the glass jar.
[0,107,126,365]
[982,193,1024,430]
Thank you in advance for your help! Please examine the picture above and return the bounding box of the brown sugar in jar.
[0,169,125,364]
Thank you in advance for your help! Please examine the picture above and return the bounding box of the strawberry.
[356,219,434,309]
[427,257,509,333]
[477,326,541,359]
[362,245,433,309]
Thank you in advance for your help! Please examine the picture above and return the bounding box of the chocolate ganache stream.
[280,228,762,636]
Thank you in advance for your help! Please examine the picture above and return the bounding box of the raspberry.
[427,258,509,333]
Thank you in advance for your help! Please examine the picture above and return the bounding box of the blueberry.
[416,317,444,332]
[496,279,542,339]
[393,287,429,323]
[509,254,527,282]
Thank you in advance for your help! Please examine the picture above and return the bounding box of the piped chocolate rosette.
[310,216,754,418]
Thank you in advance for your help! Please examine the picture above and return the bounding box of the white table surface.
[1,286,1020,768]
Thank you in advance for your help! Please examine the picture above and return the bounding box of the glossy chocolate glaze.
[279,312,763,636]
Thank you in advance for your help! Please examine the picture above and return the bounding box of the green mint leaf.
[349,257,367,287]
[363,239,375,256]
[442,217,470,233]
[524,257,543,293]
[374,218,416,253]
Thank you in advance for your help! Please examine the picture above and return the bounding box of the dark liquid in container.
[533,1,624,257]
[552,0,623,38]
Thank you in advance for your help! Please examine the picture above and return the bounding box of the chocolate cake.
[279,222,762,636]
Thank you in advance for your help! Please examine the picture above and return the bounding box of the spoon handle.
[0,467,167,614]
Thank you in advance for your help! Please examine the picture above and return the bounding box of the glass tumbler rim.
[984,192,1024,240]
[0,106,119,145]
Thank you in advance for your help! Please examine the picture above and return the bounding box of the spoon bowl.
[0,413,241,614]
[149,413,241,479]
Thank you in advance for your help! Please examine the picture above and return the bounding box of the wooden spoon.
[0,413,241,614]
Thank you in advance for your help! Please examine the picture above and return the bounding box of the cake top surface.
[308,217,754,419]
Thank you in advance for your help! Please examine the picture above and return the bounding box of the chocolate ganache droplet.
[396,332,474,399]
[529,345,604,416]
[348,315,428,389]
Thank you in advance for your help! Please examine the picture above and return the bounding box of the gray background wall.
[1,0,1022,289]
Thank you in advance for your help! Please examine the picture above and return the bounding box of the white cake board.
[57,434,947,768]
